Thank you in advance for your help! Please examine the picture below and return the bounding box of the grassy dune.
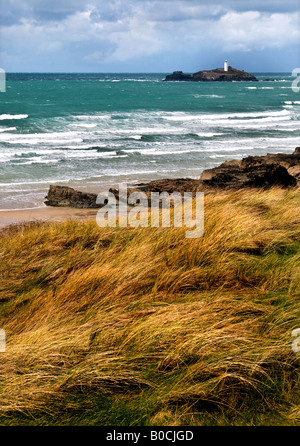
[0,187,299,426]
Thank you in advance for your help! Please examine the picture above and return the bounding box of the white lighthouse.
[224,60,228,72]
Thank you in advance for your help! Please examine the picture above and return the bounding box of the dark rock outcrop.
[122,148,299,196]
[45,149,299,208]
[164,71,193,82]
[200,147,300,189]
[164,66,258,82]
[201,162,296,189]
[245,148,300,183]
[109,178,203,202]
[45,185,103,208]
[118,148,299,198]
[193,67,257,82]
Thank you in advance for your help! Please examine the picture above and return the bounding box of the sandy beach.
[0,206,98,229]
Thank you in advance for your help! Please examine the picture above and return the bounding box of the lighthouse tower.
[224,60,228,72]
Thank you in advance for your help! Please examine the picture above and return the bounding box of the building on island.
[164,61,258,82]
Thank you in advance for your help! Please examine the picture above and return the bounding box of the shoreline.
[0,206,98,229]
[1,147,299,229]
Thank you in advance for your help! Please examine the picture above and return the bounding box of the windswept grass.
[0,187,299,425]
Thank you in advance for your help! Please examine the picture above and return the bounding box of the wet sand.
[0,206,98,229]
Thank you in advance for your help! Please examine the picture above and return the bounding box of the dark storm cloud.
[0,0,85,22]
[1,0,298,26]
[0,0,299,72]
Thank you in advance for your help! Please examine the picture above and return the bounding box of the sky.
[0,0,299,72]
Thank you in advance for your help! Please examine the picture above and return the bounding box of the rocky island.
[164,64,258,82]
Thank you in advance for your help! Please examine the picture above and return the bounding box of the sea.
[0,72,299,210]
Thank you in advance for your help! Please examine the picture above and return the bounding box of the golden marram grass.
[0,187,299,425]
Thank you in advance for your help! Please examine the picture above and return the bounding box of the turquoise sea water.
[0,72,299,209]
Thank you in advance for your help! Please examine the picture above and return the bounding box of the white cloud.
[0,1,299,70]
[213,11,300,51]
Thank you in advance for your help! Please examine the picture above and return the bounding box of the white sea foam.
[71,123,98,128]
[138,146,247,156]
[193,94,225,99]
[0,114,28,120]
[123,79,154,82]
[163,109,291,122]
[196,132,225,137]
[0,127,17,133]
[1,136,83,145]
[14,159,60,165]
[162,114,294,131]
[74,114,111,120]
[0,130,84,145]
[113,126,184,135]
[209,153,249,159]
[66,150,118,159]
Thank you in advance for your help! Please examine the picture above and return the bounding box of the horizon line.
[5,70,292,74]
